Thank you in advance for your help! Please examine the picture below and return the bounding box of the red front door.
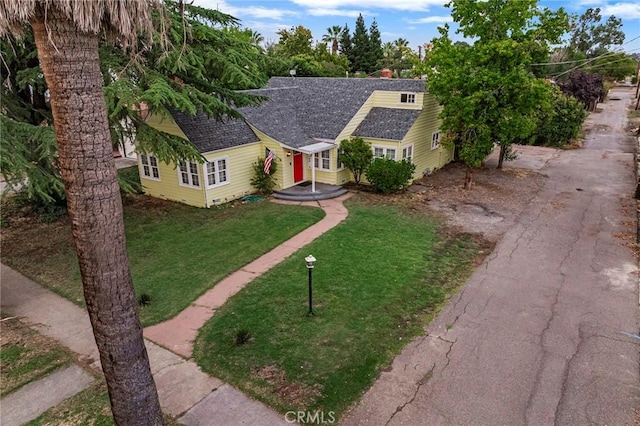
[293,152,304,183]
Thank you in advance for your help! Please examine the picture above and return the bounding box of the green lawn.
[193,197,486,418]
[1,316,75,397]
[1,196,324,326]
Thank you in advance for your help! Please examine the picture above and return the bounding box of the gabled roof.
[170,109,259,154]
[352,107,422,140]
[170,77,427,152]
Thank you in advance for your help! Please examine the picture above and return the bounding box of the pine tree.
[351,14,370,73]
[368,19,384,74]
[339,23,353,71]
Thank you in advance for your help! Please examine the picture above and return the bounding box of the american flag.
[263,148,275,174]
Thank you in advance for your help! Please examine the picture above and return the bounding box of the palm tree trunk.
[32,7,163,425]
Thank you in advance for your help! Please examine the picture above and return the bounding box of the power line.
[529,34,640,67]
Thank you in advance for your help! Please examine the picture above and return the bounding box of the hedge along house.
[140,77,453,207]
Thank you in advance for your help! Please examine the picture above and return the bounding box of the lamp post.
[305,255,316,316]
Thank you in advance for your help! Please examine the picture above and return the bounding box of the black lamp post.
[305,255,316,316]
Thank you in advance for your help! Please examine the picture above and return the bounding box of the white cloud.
[291,0,446,12]
[306,8,366,17]
[407,15,453,24]
[193,0,298,20]
[601,2,640,19]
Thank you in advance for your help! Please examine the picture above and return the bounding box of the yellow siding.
[402,93,451,180]
[249,127,289,190]
[204,143,261,206]
[145,113,189,139]
[371,91,424,109]
[139,159,206,207]
[335,92,377,143]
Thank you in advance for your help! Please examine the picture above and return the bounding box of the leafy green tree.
[351,14,370,73]
[426,0,568,186]
[276,25,314,57]
[323,25,342,55]
[569,7,625,57]
[530,87,587,147]
[589,52,637,81]
[338,137,373,185]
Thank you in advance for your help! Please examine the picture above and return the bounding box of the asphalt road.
[344,87,640,426]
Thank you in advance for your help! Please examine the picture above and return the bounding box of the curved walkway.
[144,193,353,358]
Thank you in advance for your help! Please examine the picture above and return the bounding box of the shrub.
[365,158,416,193]
[250,156,278,195]
[338,137,373,185]
[531,89,587,147]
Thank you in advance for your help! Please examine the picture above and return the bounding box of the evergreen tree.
[339,24,353,71]
[351,14,370,73]
[368,19,384,74]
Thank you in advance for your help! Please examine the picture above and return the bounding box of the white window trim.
[205,156,230,189]
[431,131,441,150]
[373,146,397,161]
[399,92,416,104]
[139,153,160,181]
[310,150,332,171]
[177,160,201,189]
[401,144,414,163]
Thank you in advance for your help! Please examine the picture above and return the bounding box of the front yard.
[2,191,490,420]
[0,195,324,326]
[193,197,490,418]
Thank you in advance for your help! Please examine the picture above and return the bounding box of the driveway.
[344,87,640,425]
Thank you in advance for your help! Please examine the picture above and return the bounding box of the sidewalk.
[0,194,352,424]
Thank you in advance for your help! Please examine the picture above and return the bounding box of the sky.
[193,0,640,56]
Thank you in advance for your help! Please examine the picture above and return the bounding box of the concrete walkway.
[1,194,351,424]
[343,88,640,425]
[1,364,94,426]
[144,194,352,358]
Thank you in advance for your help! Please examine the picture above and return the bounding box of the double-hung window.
[206,157,229,188]
[140,153,160,180]
[373,146,397,160]
[178,161,200,188]
[402,145,413,163]
[313,150,331,170]
[431,131,441,150]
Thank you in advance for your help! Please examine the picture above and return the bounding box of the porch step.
[273,187,348,202]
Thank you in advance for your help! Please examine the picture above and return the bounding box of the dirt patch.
[406,162,547,241]
[251,364,321,407]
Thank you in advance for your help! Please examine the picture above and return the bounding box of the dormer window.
[400,93,416,104]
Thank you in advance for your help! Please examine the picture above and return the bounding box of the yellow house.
[140,77,453,207]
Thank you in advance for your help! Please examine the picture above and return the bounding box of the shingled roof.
[170,110,259,154]
[170,77,427,152]
[352,107,422,140]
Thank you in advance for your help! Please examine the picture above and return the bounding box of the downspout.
[203,164,210,208]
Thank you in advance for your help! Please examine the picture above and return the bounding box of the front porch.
[273,182,348,201]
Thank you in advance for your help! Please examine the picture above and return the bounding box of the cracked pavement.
[343,89,640,426]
